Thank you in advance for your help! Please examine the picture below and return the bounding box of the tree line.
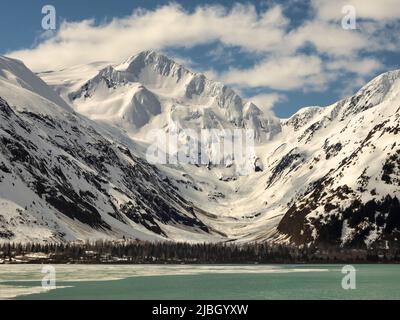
[1,240,400,264]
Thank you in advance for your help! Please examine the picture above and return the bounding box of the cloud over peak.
[7,1,398,114]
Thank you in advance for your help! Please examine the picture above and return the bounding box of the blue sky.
[1,0,399,117]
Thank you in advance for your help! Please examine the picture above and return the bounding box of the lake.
[0,264,399,300]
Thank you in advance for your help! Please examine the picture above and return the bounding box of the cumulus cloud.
[247,93,287,112]
[286,20,369,56]
[220,55,325,90]
[326,57,382,76]
[206,45,236,64]
[9,3,288,71]
[6,1,397,104]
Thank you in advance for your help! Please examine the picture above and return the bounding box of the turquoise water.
[0,264,399,300]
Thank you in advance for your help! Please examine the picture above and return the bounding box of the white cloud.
[201,69,220,81]
[206,45,235,64]
[247,93,286,112]
[220,55,325,90]
[9,4,288,71]
[286,20,369,56]
[5,2,395,100]
[326,57,382,75]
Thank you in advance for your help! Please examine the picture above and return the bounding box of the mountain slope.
[273,71,400,247]
[232,70,400,246]
[1,52,399,248]
[0,56,72,114]
[0,55,219,243]
[39,53,400,248]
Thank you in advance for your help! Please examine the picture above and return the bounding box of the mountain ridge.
[0,51,399,248]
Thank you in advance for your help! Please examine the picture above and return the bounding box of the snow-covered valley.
[0,51,399,247]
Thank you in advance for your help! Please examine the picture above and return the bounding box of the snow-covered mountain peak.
[0,55,216,243]
[88,50,195,95]
[1,52,399,247]
[115,50,189,77]
[357,69,400,103]
[63,51,282,142]
[0,55,73,114]
[284,69,400,132]
[361,69,400,91]
[335,69,400,119]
